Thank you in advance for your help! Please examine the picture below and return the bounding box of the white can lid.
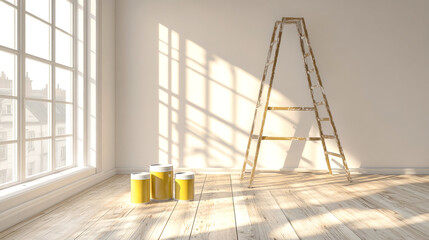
[150,163,173,172]
[131,172,150,180]
[175,172,194,180]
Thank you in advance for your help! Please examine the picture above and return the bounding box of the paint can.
[150,164,173,201]
[175,172,195,201]
[130,172,150,203]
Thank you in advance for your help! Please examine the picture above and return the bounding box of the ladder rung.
[322,135,336,139]
[304,53,311,58]
[311,85,321,88]
[252,135,321,141]
[266,60,274,66]
[326,151,343,158]
[245,159,254,166]
[270,39,279,46]
[268,107,314,111]
[318,117,330,121]
[315,101,325,106]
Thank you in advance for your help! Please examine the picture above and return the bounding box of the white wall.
[115,0,429,172]
[101,0,116,172]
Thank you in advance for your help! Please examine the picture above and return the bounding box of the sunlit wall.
[115,0,429,172]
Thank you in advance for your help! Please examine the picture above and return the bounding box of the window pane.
[55,136,72,168]
[26,0,50,23]
[56,103,72,136]
[0,51,17,96]
[56,30,73,67]
[0,143,17,185]
[26,139,51,177]
[26,101,51,138]
[0,1,17,49]
[0,98,17,141]
[55,67,73,102]
[25,58,51,100]
[26,14,51,60]
[56,0,73,34]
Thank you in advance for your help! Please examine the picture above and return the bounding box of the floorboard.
[190,175,237,240]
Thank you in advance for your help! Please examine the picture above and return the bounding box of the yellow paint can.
[175,172,195,201]
[150,164,173,201]
[130,172,150,203]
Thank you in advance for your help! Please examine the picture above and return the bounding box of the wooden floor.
[1,173,429,239]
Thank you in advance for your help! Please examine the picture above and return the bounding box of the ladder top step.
[252,135,322,141]
[282,17,304,22]
[268,107,314,111]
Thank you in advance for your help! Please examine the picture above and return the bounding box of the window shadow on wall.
[158,23,348,172]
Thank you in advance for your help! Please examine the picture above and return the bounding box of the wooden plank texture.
[0,175,128,239]
[1,173,429,239]
[190,174,237,240]
[159,174,207,240]
[230,175,255,239]
[271,189,360,240]
[231,175,299,240]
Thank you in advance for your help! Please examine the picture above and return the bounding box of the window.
[0,0,98,189]
[0,145,6,161]
[26,130,34,151]
[0,169,7,183]
[0,132,7,160]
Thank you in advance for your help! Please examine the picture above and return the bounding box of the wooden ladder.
[240,17,352,187]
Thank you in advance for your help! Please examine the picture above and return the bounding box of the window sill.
[0,166,96,213]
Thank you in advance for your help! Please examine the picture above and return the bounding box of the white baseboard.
[116,167,323,174]
[116,167,149,174]
[348,168,429,174]
[116,167,429,175]
[0,168,116,232]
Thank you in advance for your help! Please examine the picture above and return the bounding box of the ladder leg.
[247,22,284,187]
[240,20,283,186]
[324,152,333,175]
[339,149,352,182]
[241,121,254,180]
[240,156,247,180]
[320,138,333,175]
[248,164,257,187]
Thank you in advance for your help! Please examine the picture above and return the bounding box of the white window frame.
[0,0,99,190]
